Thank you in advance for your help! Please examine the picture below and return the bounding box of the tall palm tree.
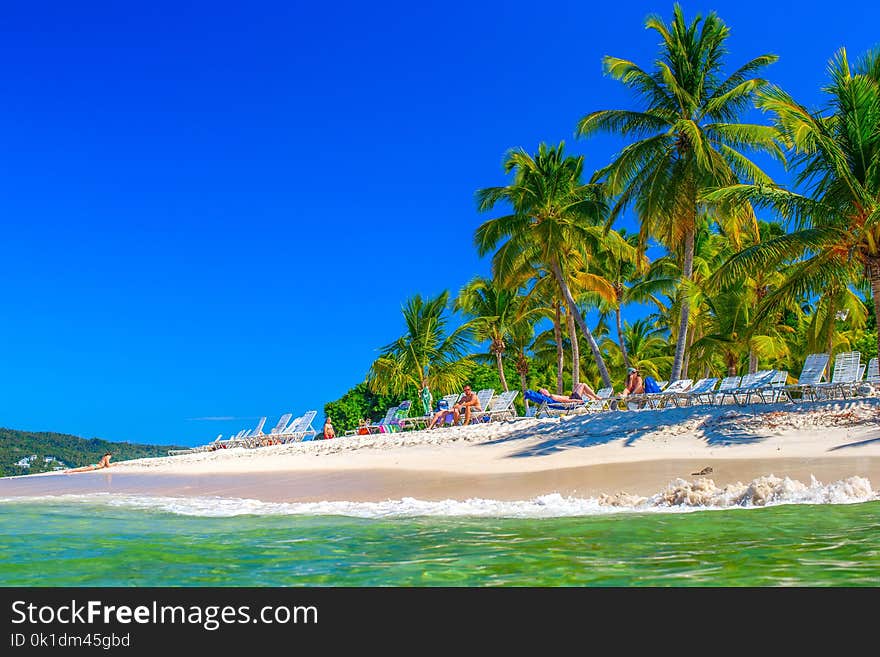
[475,141,615,387]
[589,228,645,369]
[368,292,474,398]
[576,3,783,382]
[707,47,880,357]
[455,276,532,392]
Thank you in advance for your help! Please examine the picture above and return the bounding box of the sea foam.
[1,474,876,518]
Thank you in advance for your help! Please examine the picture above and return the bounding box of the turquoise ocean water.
[2,492,879,586]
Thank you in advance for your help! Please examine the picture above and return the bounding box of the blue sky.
[2,1,878,446]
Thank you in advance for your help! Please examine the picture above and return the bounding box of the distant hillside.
[0,427,184,477]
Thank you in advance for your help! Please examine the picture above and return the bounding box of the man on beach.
[452,385,482,425]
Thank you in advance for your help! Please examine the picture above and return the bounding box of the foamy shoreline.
[3,398,880,507]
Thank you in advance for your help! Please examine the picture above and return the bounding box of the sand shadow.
[477,398,876,458]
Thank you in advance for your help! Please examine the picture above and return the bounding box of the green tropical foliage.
[0,428,183,477]
[577,3,784,382]
[336,7,879,423]
[367,291,474,399]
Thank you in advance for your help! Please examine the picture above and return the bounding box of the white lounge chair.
[479,390,519,422]
[280,410,318,443]
[476,389,495,413]
[811,351,861,400]
[268,413,293,436]
[712,375,742,405]
[755,370,791,403]
[626,378,691,409]
[865,357,879,383]
[728,370,778,405]
[672,377,719,407]
[787,353,830,401]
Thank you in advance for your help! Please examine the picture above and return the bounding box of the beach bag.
[644,376,661,394]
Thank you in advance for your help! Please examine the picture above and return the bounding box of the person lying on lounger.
[65,452,113,473]
[538,382,601,402]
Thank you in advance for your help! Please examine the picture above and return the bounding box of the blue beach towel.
[644,376,661,394]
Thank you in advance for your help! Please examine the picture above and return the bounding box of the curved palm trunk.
[550,260,613,388]
[566,309,580,387]
[518,366,529,415]
[554,302,565,394]
[494,346,509,392]
[670,228,695,382]
[869,259,880,361]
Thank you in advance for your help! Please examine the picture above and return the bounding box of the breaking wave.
[1,475,876,518]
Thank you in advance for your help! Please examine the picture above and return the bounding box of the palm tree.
[707,47,880,358]
[368,292,474,398]
[576,3,783,382]
[475,141,615,387]
[589,228,645,369]
[455,276,531,392]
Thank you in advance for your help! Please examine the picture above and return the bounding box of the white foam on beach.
[1,475,876,518]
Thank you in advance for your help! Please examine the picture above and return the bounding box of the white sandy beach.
[3,398,880,505]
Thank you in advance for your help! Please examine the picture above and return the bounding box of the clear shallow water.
[2,496,879,586]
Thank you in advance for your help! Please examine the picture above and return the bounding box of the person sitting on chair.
[452,385,482,425]
[619,367,644,398]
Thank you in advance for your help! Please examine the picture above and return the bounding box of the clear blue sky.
[2,1,878,446]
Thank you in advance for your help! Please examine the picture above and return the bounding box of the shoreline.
[3,398,880,505]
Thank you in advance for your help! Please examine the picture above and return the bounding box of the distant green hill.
[0,427,184,477]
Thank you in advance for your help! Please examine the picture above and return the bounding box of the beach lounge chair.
[671,377,719,407]
[479,390,519,422]
[728,370,778,405]
[475,389,495,417]
[866,357,879,383]
[268,413,293,436]
[650,378,693,408]
[584,387,615,412]
[168,434,224,456]
[712,375,742,405]
[810,351,861,400]
[526,389,588,417]
[625,378,691,409]
[280,410,318,442]
[785,353,829,401]
[758,370,792,403]
[366,406,399,434]
[387,400,413,432]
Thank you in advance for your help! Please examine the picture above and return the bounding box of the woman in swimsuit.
[65,452,113,473]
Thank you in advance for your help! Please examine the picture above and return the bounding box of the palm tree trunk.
[748,349,758,375]
[566,309,580,387]
[550,260,613,388]
[616,303,630,370]
[554,302,564,394]
[671,228,695,382]
[494,348,509,392]
[519,369,529,415]
[869,259,880,360]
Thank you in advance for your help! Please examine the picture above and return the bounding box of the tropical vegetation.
[324,4,879,434]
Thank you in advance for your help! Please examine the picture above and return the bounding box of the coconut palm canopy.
[344,6,878,428]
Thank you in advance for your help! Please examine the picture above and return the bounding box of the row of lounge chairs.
[528,352,879,418]
[168,410,318,455]
[343,389,522,435]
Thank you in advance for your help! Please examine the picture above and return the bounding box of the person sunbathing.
[65,452,113,473]
[539,382,601,402]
